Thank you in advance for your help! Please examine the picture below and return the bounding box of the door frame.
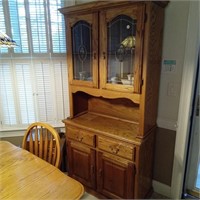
[170,1,200,198]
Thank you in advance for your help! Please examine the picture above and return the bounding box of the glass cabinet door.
[67,13,98,88]
[100,6,144,93]
[107,15,136,84]
[72,21,92,81]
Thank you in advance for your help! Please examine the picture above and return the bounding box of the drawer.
[97,136,135,161]
[67,127,95,147]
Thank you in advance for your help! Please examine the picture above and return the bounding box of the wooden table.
[0,141,84,200]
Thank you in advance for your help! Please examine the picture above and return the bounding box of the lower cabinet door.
[67,140,96,189]
[97,151,135,199]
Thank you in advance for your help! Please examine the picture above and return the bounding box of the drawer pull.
[76,136,83,142]
[109,146,119,154]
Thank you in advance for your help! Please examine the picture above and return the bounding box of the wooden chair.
[22,122,61,168]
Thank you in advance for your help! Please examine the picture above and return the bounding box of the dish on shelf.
[121,78,133,85]
[110,76,120,84]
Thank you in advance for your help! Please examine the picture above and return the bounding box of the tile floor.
[81,192,170,199]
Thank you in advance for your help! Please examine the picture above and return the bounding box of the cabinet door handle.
[91,165,95,174]
[99,169,103,177]
[103,52,106,59]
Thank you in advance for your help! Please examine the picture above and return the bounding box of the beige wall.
[0,136,23,147]
[154,1,189,187]
[157,1,189,129]
[153,128,176,186]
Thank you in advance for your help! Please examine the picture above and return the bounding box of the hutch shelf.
[60,1,168,199]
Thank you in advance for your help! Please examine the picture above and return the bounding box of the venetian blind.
[0,0,70,130]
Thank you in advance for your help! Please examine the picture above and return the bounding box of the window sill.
[0,124,65,138]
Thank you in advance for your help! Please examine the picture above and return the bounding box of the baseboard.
[153,180,171,198]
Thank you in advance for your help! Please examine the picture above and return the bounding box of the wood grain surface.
[0,141,84,200]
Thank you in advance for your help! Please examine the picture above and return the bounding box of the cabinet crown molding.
[59,1,169,15]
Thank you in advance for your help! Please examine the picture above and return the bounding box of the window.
[0,0,71,130]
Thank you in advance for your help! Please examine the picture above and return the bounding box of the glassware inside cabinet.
[107,15,136,86]
[72,20,93,81]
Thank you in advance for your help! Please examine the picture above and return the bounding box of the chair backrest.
[22,122,61,168]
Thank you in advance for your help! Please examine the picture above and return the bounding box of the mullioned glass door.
[67,13,98,88]
[100,5,145,93]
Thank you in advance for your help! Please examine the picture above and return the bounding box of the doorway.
[183,60,199,198]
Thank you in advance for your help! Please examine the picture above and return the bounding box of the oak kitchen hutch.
[59,1,168,199]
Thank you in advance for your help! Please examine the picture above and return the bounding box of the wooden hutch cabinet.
[59,1,168,199]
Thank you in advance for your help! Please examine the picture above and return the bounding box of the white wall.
[157,1,190,131]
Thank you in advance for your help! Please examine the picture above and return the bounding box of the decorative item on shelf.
[127,73,134,81]
[0,31,18,48]
[121,36,135,50]
[111,76,120,84]
[121,74,134,85]
[115,36,135,63]
[115,36,135,79]
[121,78,133,85]
[116,44,127,62]
[79,71,87,80]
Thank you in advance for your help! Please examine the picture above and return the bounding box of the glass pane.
[29,0,48,53]
[0,1,8,53]
[49,0,66,53]
[72,20,92,81]
[9,0,29,53]
[107,15,136,85]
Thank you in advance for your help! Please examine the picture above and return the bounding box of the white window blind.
[4,0,66,54]
[0,0,70,131]
[0,64,17,125]
[0,59,69,130]
[9,0,29,53]
[49,1,66,53]
[29,0,48,53]
[0,0,8,53]
[15,63,36,124]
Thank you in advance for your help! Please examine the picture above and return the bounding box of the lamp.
[116,36,135,62]
[121,36,135,49]
[115,36,135,79]
[0,31,18,48]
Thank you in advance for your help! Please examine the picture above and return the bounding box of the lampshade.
[121,36,135,48]
[0,31,18,48]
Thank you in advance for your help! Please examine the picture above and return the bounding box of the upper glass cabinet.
[100,6,144,93]
[107,15,136,85]
[72,21,92,81]
[67,13,98,88]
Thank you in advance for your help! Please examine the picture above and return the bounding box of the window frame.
[0,0,72,132]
